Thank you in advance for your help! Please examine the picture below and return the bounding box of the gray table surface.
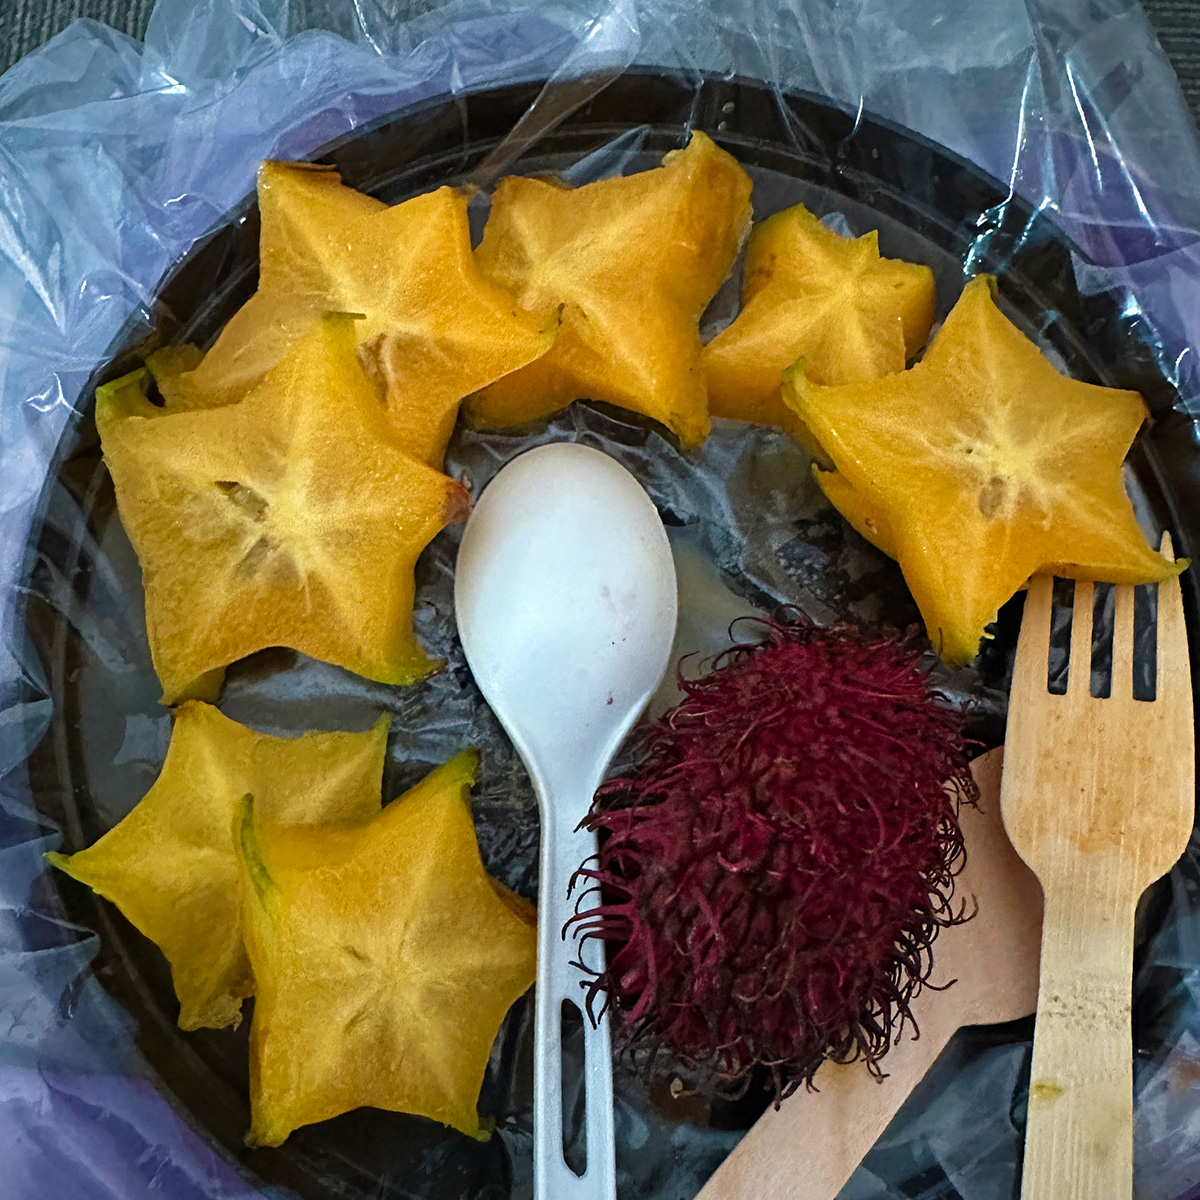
[1152,0,1200,111]
[2,0,1200,121]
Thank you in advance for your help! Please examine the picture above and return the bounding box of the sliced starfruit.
[783,275,1184,665]
[465,131,753,448]
[149,162,558,467]
[95,367,160,421]
[704,204,935,440]
[47,703,388,1031]
[144,344,205,409]
[99,312,467,704]
[235,748,537,1146]
[817,466,900,560]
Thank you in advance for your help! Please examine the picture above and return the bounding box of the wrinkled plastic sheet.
[4,1,1200,1198]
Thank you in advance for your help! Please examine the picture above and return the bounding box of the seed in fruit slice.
[149,162,558,467]
[704,204,935,440]
[46,703,388,1031]
[783,274,1185,666]
[235,748,537,1146]
[465,131,753,449]
[99,312,467,704]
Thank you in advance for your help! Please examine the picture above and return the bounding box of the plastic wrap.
[3,1,1200,1198]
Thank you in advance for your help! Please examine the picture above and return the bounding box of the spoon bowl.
[455,442,678,1200]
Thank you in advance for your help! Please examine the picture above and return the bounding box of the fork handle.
[1021,890,1135,1200]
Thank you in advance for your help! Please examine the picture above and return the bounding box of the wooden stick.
[1019,886,1134,1200]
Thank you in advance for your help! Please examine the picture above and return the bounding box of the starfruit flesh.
[816,466,900,560]
[99,312,467,704]
[149,162,558,468]
[784,275,1183,665]
[466,131,753,448]
[236,749,537,1146]
[46,703,387,1030]
[705,203,935,439]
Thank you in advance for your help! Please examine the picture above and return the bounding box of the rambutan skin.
[571,618,976,1102]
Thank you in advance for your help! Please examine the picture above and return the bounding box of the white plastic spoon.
[454,442,678,1200]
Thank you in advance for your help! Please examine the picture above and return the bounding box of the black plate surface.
[21,68,1200,1200]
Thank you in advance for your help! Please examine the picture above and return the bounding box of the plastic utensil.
[697,747,1043,1200]
[454,442,678,1200]
[1000,537,1194,1200]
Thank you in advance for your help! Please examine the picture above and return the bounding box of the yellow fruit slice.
[465,131,753,448]
[784,275,1184,665]
[99,312,467,704]
[144,345,206,410]
[236,749,537,1146]
[814,466,899,560]
[704,204,935,437]
[46,703,388,1031]
[95,368,161,421]
[149,162,558,467]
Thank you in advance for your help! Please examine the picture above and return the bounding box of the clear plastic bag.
[3,1,1200,1198]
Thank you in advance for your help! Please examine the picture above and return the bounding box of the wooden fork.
[1000,535,1194,1200]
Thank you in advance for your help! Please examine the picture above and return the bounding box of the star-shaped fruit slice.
[47,703,388,1030]
[783,274,1184,665]
[235,748,537,1146]
[99,312,467,704]
[464,131,753,448]
[816,466,900,560]
[150,161,558,467]
[704,203,935,438]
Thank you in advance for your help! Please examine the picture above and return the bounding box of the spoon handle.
[534,802,617,1200]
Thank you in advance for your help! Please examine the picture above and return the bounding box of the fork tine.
[1111,582,1135,698]
[1068,580,1095,697]
[1155,532,1190,703]
[1012,574,1054,697]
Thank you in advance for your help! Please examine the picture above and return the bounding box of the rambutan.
[570,617,976,1102]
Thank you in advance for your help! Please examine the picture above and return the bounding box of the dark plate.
[19,68,1200,1200]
